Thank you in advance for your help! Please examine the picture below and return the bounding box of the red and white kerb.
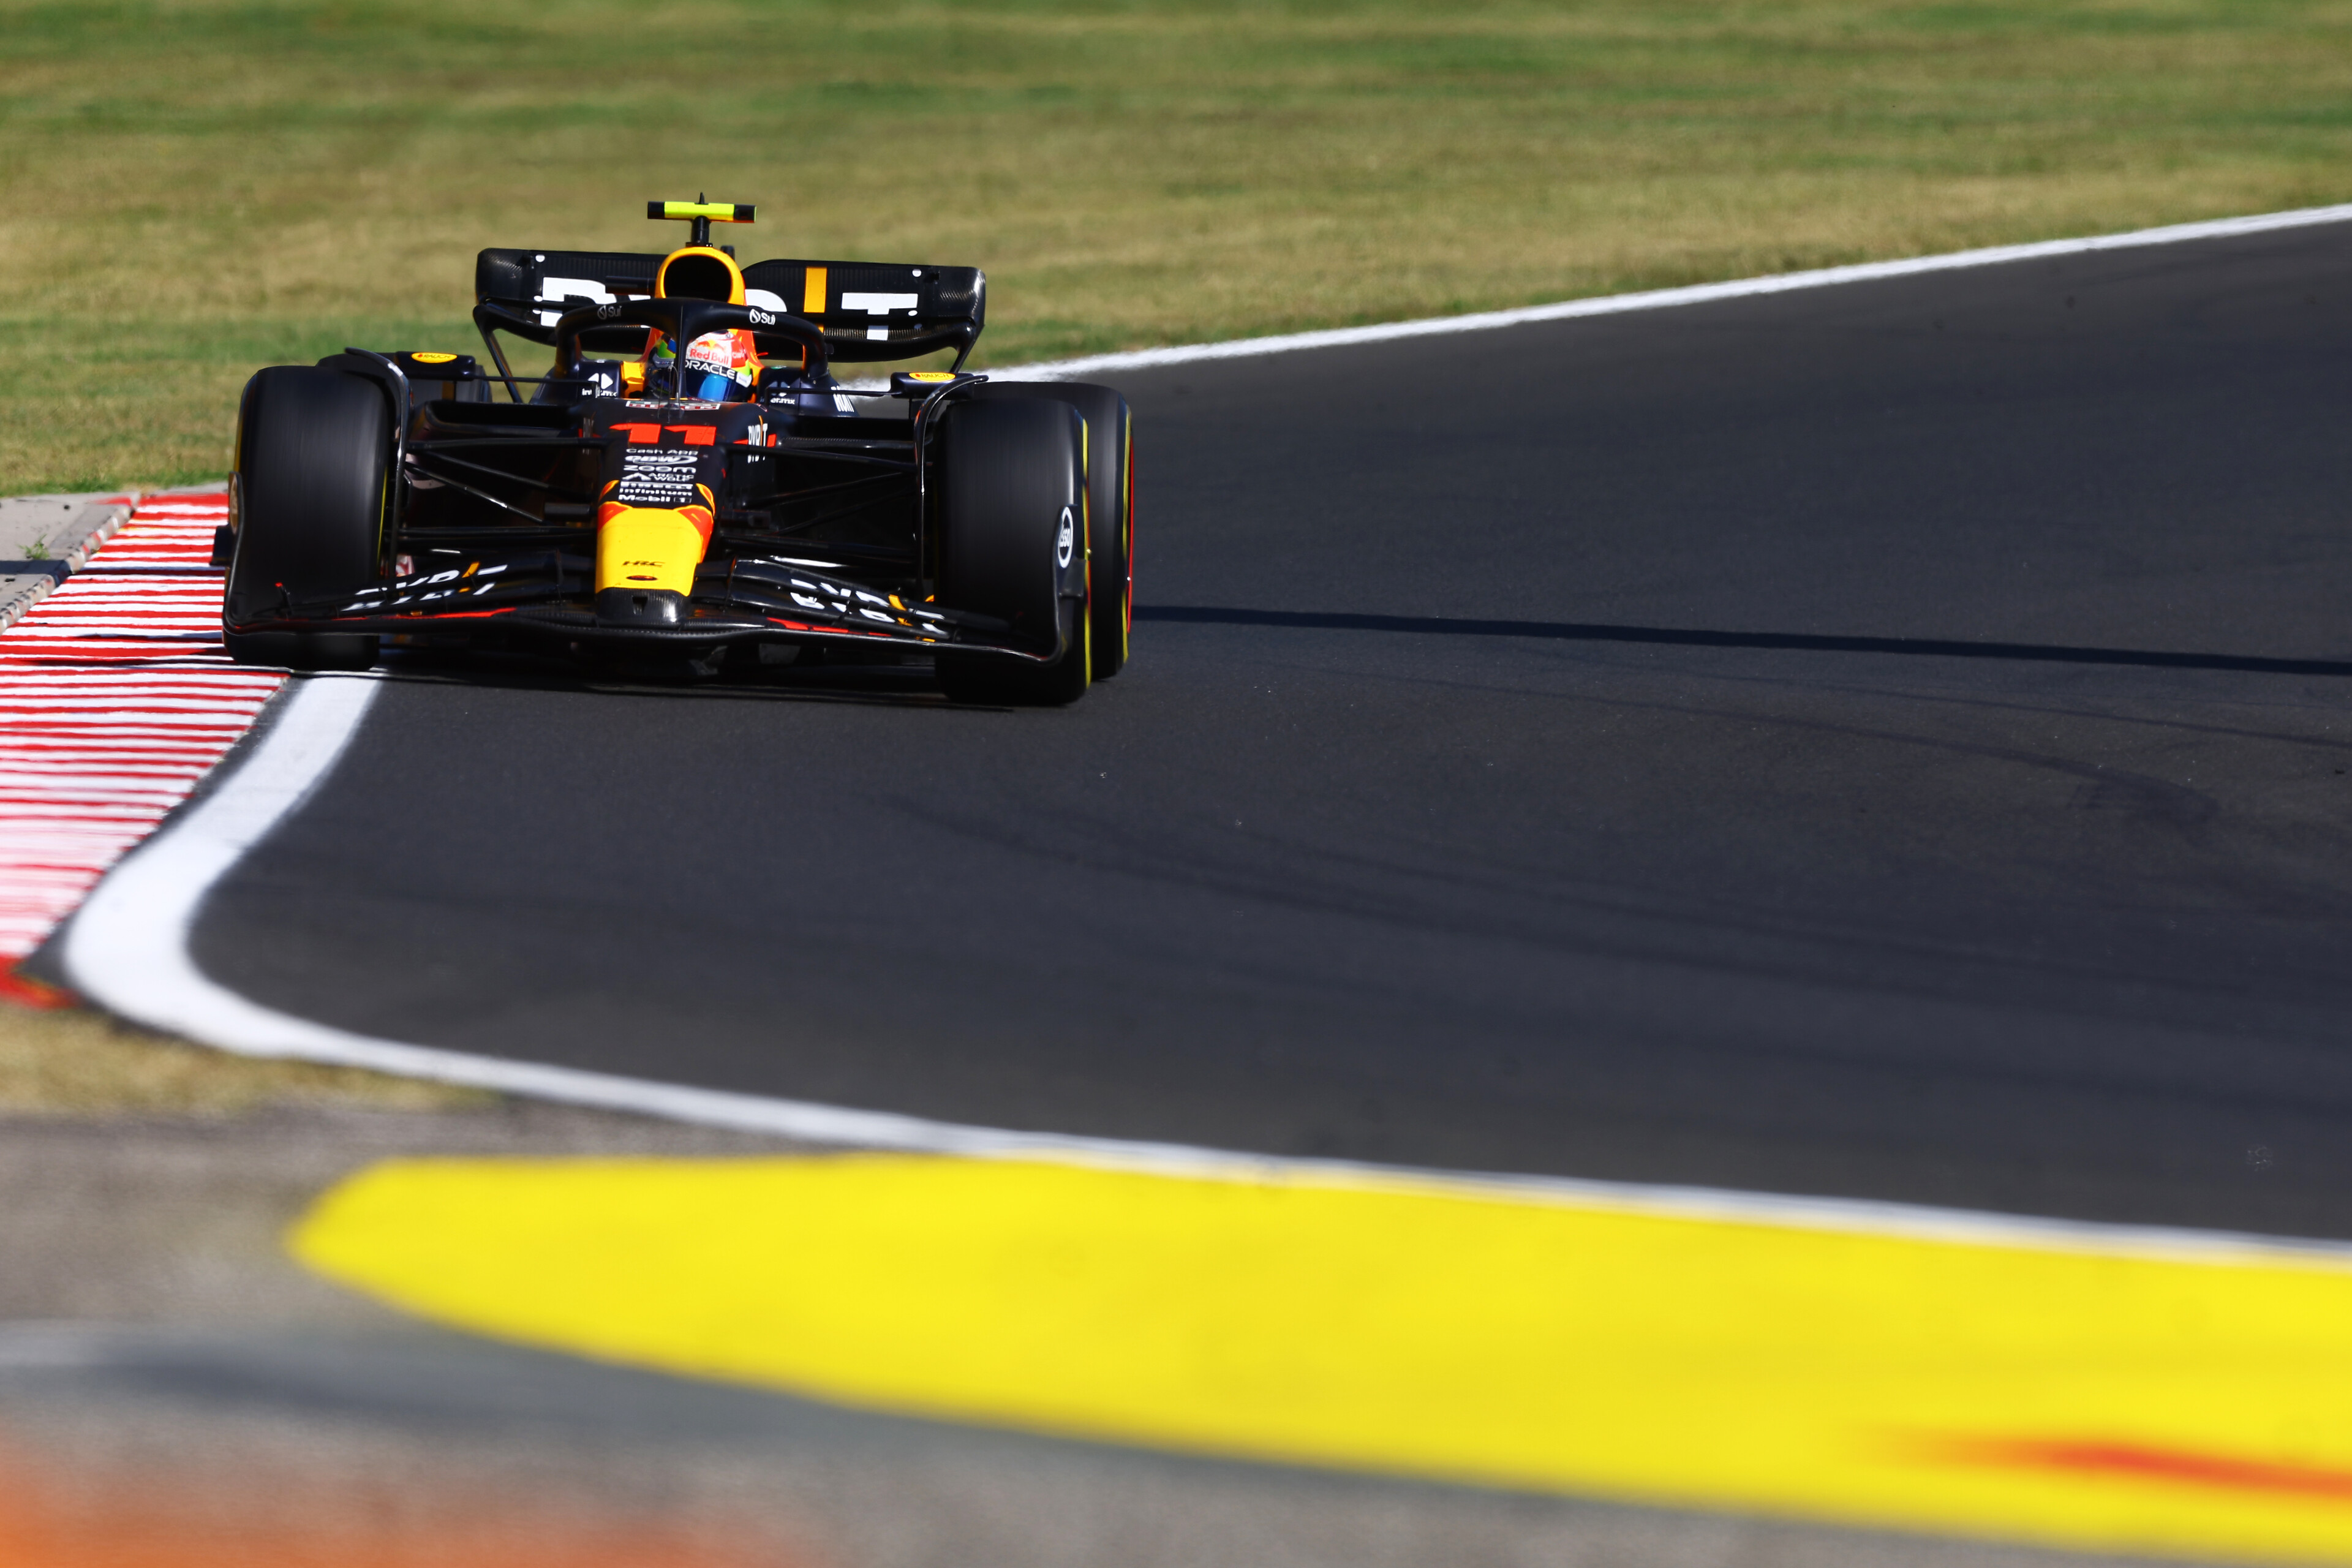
[0,493,285,1002]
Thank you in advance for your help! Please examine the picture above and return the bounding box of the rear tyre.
[223,366,389,671]
[932,398,1090,706]
[972,381,1132,679]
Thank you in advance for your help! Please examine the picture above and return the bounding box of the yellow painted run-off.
[290,1154,2352,1563]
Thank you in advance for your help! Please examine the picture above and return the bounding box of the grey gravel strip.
[0,491,140,577]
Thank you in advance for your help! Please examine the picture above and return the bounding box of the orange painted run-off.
[0,1444,808,1568]
[0,960,72,1008]
[1920,1435,2352,1506]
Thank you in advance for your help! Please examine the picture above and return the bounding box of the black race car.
[217,200,1133,703]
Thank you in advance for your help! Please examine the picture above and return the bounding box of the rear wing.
[473,248,985,367]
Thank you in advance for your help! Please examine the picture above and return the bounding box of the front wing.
[227,555,1052,661]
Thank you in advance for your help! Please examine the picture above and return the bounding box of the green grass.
[7,0,2352,491]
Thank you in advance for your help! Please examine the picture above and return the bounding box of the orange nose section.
[594,499,714,597]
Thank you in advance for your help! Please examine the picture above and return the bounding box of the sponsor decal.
[537,276,615,305]
[612,446,704,508]
[748,308,776,326]
[1057,507,1076,569]
[409,352,458,364]
[534,274,616,326]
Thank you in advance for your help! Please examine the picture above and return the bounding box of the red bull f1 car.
[217,200,1133,703]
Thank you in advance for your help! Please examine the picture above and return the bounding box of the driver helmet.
[649,246,758,401]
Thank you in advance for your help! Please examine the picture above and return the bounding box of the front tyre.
[223,366,389,671]
[932,397,1091,706]
[972,381,1133,679]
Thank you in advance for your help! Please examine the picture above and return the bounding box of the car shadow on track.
[1136,606,2352,679]
[365,650,978,710]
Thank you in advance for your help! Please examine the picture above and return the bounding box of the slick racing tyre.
[972,381,1133,679]
[932,396,1091,706]
[222,366,388,671]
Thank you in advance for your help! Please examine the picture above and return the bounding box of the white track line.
[55,647,2352,1269]
[54,202,2352,1265]
[997,200,2352,380]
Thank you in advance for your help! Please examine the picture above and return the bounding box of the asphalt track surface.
[187,221,2352,1242]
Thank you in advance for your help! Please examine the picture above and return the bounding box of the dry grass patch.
[0,1001,491,1117]
[6,1,2352,487]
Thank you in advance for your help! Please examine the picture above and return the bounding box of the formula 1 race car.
[217,200,1133,703]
